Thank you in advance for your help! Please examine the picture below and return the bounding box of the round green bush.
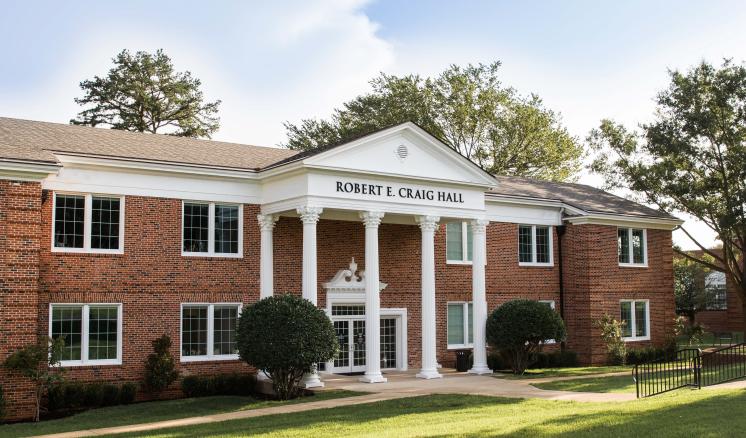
[237,294,338,400]
[486,299,566,374]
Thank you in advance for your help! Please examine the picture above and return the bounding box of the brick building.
[0,118,681,420]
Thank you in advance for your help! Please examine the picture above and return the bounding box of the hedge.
[181,373,256,398]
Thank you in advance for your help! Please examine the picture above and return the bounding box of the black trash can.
[455,349,470,372]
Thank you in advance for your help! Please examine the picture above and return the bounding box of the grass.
[0,390,362,438]
[109,389,746,437]
[533,375,637,393]
[494,365,631,379]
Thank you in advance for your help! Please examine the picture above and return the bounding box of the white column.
[416,215,442,379]
[469,219,492,374]
[360,211,387,383]
[258,214,278,299]
[297,205,324,388]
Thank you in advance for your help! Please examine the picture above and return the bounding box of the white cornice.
[0,159,60,181]
[565,213,683,230]
[52,153,259,180]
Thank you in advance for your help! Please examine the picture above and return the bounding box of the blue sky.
[3,0,744,248]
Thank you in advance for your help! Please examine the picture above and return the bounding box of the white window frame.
[446,301,473,349]
[180,303,243,362]
[518,225,554,267]
[705,271,727,310]
[539,300,557,344]
[620,299,651,341]
[51,192,125,254]
[446,221,472,265]
[618,227,648,267]
[181,202,243,258]
[49,303,123,367]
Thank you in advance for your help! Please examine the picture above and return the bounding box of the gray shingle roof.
[0,117,675,220]
[489,175,676,219]
[0,117,298,170]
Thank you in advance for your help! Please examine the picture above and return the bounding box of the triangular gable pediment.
[302,123,496,188]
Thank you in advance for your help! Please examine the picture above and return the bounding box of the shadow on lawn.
[113,391,746,437]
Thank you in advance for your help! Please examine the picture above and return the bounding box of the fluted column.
[416,215,442,379]
[258,214,278,300]
[360,211,386,383]
[297,205,323,388]
[468,219,492,374]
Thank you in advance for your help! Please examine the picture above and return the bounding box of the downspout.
[557,208,567,351]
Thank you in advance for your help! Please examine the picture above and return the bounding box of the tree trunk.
[741,287,746,336]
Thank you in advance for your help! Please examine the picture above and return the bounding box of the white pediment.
[303,123,496,188]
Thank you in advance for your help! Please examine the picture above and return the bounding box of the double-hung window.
[446,222,473,264]
[50,303,122,366]
[182,202,243,257]
[620,300,650,341]
[53,193,124,253]
[447,302,473,348]
[181,303,241,361]
[618,228,647,266]
[518,225,553,266]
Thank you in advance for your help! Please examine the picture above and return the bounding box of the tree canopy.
[284,62,583,182]
[674,255,718,322]
[588,60,746,330]
[71,49,220,138]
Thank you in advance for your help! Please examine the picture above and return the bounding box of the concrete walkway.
[37,369,636,438]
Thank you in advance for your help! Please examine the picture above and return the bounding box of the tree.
[71,49,220,138]
[588,60,746,331]
[486,300,566,374]
[144,335,179,393]
[674,255,718,323]
[236,295,338,399]
[594,314,627,365]
[4,337,65,422]
[284,62,583,182]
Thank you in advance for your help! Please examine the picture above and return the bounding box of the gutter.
[557,207,567,351]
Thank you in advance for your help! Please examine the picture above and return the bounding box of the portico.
[256,123,497,384]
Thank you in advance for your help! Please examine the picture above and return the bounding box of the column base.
[468,365,493,375]
[416,369,443,379]
[359,372,388,384]
[303,372,324,389]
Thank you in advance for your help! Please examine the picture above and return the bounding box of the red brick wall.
[562,224,676,364]
[0,180,42,421]
[695,282,743,333]
[0,189,677,419]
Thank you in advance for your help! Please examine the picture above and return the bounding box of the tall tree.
[284,62,583,182]
[588,60,746,331]
[71,49,220,138]
[674,255,717,323]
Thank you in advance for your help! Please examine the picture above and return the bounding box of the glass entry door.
[333,319,366,373]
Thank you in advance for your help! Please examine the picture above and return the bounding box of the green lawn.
[533,375,637,393]
[0,390,362,438]
[109,390,746,437]
[494,365,631,379]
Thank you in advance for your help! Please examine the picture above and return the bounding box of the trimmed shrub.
[144,335,180,393]
[237,294,338,400]
[101,384,120,406]
[63,383,86,409]
[533,350,579,368]
[626,346,671,365]
[83,383,105,407]
[182,373,256,398]
[487,352,510,371]
[486,300,566,374]
[120,383,137,404]
[0,385,5,422]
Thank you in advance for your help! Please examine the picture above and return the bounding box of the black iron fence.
[634,343,746,398]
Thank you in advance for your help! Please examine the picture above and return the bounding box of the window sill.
[60,359,122,367]
[623,337,651,342]
[519,262,554,267]
[182,252,243,259]
[181,354,240,363]
[52,247,124,255]
[446,260,472,265]
[447,344,474,350]
[619,263,648,268]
